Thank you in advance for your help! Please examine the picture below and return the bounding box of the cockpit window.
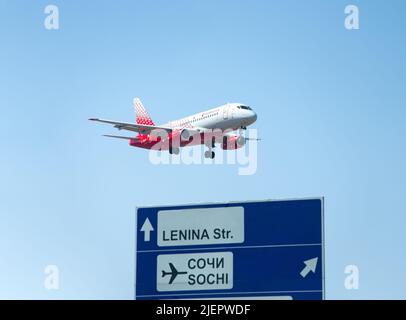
[240,105,252,110]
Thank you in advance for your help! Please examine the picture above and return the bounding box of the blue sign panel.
[135,198,324,300]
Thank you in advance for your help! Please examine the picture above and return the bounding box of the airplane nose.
[248,110,257,124]
[243,110,257,126]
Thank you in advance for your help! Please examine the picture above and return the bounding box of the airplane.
[161,263,187,284]
[89,98,257,159]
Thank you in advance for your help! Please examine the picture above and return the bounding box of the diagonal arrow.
[140,218,154,242]
[300,257,318,278]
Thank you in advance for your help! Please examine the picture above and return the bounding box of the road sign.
[157,252,233,292]
[135,198,324,300]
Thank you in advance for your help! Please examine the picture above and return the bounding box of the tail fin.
[133,98,155,126]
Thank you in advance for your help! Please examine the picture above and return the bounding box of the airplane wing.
[89,118,172,135]
[169,263,177,274]
[169,274,177,284]
[168,263,178,284]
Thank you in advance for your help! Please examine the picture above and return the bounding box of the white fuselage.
[163,103,257,131]
[89,99,257,158]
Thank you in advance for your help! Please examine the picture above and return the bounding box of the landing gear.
[169,146,180,155]
[204,150,215,159]
[237,128,246,147]
[204,137,216,159]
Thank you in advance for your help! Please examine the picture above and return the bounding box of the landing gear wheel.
[205,151,215,159]
[169,146,180,155]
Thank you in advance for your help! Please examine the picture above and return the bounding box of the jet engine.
[221,135,246,150]
[180,128,192,141]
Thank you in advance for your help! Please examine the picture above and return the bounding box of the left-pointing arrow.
[140,218,154,242]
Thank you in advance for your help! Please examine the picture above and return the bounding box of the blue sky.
[0,0,405,299]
